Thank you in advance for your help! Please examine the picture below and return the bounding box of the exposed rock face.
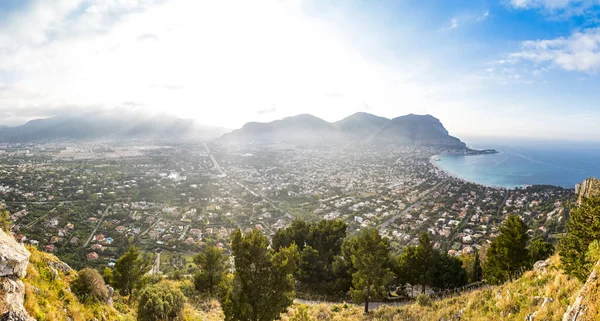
[0,231,29,279]
[575,177,600,205]
[0,230,32,321]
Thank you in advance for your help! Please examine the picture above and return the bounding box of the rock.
[542,297,554,307]
[0,278,32,320]
[525,311,538,321]
[533,260,549,271]
[0,311,33,321]
[47,261,73,274]
[0,231,30,278]
[49,267,59,280]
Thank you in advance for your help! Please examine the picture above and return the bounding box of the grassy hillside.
[282,255,582,321]
[21,246,223,321]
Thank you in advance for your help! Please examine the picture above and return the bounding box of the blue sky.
[0,0,600,140]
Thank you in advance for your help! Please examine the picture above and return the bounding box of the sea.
[434,137,600,189]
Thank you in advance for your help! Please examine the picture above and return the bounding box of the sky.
[1,0,600,140]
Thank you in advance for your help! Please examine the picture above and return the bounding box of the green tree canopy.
[484,215,530,284]
[273,219,346,294]
[113,247,152,298]
[194,245,227,296]
[529,237,554,263]
[221,229,299,321]
[137,281,186,321]
[348,228,394,314]
[559,197,600,281]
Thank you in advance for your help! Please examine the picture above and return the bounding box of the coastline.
[429,154,512,190]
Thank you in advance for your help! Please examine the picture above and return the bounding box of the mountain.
[372,114,466,148]
[575,177,600,205]
[333,112,390,138]
[0,114,228,142]
[221,114,342,144]
[221,112,467,148]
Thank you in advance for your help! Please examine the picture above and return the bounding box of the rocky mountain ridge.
[221,112,467,148]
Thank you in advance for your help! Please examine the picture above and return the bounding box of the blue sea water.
[435,138,600,189]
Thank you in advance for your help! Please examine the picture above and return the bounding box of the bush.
[137,281,186,321]
[416,293,432,307]
[71,268,109,302]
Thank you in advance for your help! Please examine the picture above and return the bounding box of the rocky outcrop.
[562,260,600,321]
[575,178,600,205]
[0,230,32,321]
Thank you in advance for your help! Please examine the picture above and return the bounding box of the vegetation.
[0,207,10,233]
[559,197,600,281]
[484,214,531,284]
[137,281,186,321]
[113,246,152,298]
[220,228,299,321]
[348,228,394,313]
[281,255,581,321]
[193,245,227,297]
[273,219,347,294]
[71,267,110,302]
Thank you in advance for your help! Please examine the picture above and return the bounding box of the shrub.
[416,293,432,307]
[137,281,186,321]
[71,268,109,302]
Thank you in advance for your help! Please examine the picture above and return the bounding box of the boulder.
[0,231,30,278]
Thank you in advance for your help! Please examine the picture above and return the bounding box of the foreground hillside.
[281,255,581,321]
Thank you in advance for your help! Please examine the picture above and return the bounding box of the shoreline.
[429,154,518,190]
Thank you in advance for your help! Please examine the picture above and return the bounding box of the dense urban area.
[0,140,571,273]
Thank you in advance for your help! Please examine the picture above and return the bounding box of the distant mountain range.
[221,112,467,148]
[0,114,228,142]
[0,112,468,148]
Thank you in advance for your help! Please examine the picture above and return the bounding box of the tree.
[484,215,530,284]
[559,197,600,281]
[0,208,11,233]
[102,267,113,285]
[432,254,468,290]
[472,252,483,283]
[113,247,152,299]
[193,245,226,296]
[273,219,346,294]
[529,237,554,263]
[348,228,394,314]
[221,229,299,321]
[137,281,186,321]
[395,245,420,295]
[414,232,437,293]
[71,268,109,302]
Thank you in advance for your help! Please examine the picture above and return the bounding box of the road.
[148,252,161,275]
[203,142,226,177]
[82,206,109,248]
[203,141,294,224]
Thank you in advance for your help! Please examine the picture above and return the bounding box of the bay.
[434,138,600,189]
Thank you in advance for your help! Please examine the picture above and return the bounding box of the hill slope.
[282,255,581,321]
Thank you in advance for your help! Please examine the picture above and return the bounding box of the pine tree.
[221,229,299,321]
[349,228,394,314]
[483,215,530,284]
[559,197,600,281]
[113,247,152,299]
[194,245,226,296]
[473,252,483,282]
[415,232,437,293]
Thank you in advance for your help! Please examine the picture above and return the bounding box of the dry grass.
[283,255,582,321]
[22,246,125,321]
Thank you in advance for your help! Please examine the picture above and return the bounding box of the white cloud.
[508,0,600,17]
[509,28,600,72]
